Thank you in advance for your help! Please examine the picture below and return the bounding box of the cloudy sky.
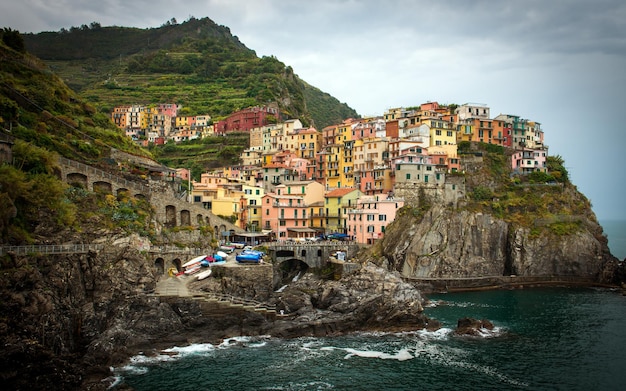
[2,1,625,226]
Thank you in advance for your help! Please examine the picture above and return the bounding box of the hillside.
[22,17,359,129]
[0,32,149,164]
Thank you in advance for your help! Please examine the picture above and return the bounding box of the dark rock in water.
[455,317,494,336]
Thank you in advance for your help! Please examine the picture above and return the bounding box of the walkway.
[154,275,191,297]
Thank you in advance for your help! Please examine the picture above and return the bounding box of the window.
[406,173,411,180]
[436,130,442,136]
[379,215,387,221]
[256,189,260,195]
[367,225,375,233]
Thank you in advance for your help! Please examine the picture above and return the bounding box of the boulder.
[454,317,494,336]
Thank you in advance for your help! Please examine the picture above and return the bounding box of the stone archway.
[165,205,177,227]
[180,209,191,226]
[274,258,309,290]
[170,258,182,272]
[93,181,112,194]
[67,172,88,188]
[117,188,130,199]
[154,257,165,274]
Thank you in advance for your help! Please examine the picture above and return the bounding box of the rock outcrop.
[267,262,439,338]
[374,203,621,285]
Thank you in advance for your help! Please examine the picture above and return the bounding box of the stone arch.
[170,258,182,272]
[154,257,165,274]
[196,214,204,225]
[135,193,146,200]
[93,181,112,194]
[274,258,310,289]
[67,172,88,188]
[180,209,191,226]
[117,188,130,199]
[165,205,177,227]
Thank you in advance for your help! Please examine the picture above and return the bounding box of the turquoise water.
[112,288,626,391]
[601,219,626,260]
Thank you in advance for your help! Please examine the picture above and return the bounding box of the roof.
[325,187,358,198]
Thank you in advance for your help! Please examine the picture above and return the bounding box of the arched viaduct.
[267,242,361,269]
[56,157,242,235]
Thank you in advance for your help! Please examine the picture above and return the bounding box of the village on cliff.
[111,102,547,244]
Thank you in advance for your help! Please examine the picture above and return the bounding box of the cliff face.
[374,202,620,284]
[0,236,191,390]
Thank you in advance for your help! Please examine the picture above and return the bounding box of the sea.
[110,221,626,391]
[601,219,626,261]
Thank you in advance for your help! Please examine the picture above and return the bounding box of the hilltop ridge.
[21,17,359,129]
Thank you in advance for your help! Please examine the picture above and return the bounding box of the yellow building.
[426,118,458,158]
[240,184,264,232]
[324,187,362,234]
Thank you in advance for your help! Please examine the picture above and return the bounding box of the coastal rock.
[270,262,439,337]
[374,203,619,285]
[454,317,495,336]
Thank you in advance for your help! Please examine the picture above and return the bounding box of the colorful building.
[347,195,405,244]
[324,187,363,234]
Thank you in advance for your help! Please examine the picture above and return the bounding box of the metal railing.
[0,244,209,256]
[0,244,103,256]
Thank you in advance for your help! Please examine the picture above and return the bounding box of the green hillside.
[22,17,359,128]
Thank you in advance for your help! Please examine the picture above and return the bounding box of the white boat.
[184,265,201,275]
[216,251,229,259]
[196,269,212,280]
[182,255,207,268]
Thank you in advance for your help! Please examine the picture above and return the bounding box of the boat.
[184,265,202,275]
[219,245,235,253]
[196,269,212,280]
[236,252,262,263]
[216,251,229,259]
[182,255,207,268]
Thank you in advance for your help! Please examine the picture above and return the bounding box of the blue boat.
[236,252,262,263]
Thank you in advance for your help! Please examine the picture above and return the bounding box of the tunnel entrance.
[275,258,309,290]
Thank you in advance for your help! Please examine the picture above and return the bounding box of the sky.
[1,0,626,225]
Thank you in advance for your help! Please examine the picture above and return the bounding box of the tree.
[2,28,25,52]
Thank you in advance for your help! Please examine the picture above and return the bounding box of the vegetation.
[22,17,359,129]
[0,40,157,245]
[148,132,249,179]
[462,142,587,234]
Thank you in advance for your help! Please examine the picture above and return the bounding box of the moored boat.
[182,255,207,268]
[196,269,212,280]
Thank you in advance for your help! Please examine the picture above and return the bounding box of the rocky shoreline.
[2,199,624,391]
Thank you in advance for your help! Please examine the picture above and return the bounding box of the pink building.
[346,195,405,244]
[261,193,314,241]
[511,148,548,174]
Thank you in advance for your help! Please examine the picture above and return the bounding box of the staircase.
[191,293,277,321]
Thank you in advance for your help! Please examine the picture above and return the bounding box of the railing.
[148,246,208,255]
[0,244,208,256]
[58,157,150,194]
[0,244,104,256]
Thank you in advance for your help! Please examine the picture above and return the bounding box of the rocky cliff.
[371,198,622,287]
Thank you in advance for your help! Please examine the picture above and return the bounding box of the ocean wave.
[260,381,334,390]
[415,327,454,340]
[162,342,215,355]
[343,347,414,361]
